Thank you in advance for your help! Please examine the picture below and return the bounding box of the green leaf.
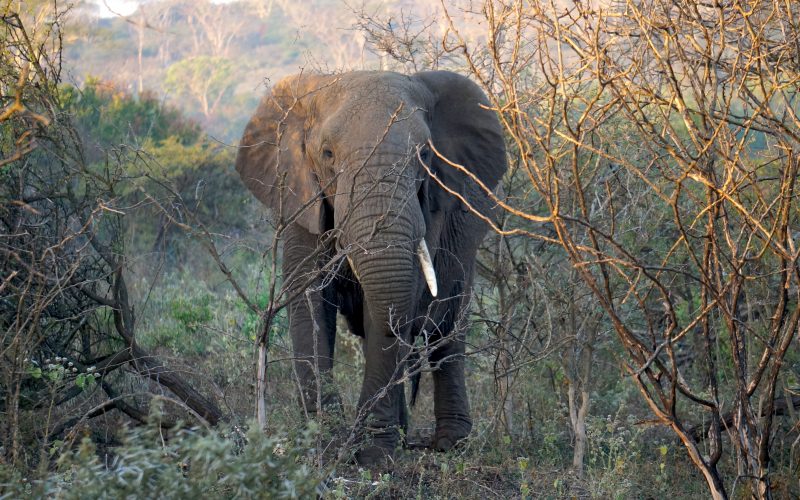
[46,367,62,381]
[49,440,64,457]
[75,373,95,390]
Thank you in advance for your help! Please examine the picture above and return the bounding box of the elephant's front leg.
[355,305,410,464]
[430,330,472,451]
[283,224,339,416]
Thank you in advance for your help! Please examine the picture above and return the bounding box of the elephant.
[235,70,507,465]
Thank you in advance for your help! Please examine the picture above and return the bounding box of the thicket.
[2,1,800,499]
[0,8,294,495]
[413,1,800,497]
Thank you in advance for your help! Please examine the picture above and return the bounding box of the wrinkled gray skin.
[236,71,506,465]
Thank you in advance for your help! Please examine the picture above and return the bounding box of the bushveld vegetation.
[2,1,800,498]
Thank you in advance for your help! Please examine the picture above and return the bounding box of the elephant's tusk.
[346,255,360,282]
[417,239,438,297]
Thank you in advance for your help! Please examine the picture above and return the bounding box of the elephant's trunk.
[335,154,431,334]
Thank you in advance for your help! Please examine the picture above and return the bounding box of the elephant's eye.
[322,148,334,161]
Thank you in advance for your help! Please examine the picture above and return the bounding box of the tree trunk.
[568,382,590,474]
[256,340,268,429]
[566,282,597,477]
[498,346,514,434]
[495,233,514,436]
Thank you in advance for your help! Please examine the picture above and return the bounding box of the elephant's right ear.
[236,74,334,234]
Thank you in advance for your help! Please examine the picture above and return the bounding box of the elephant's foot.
[432,418,472,451]
[354,443,394,466]
[353,427,399,467]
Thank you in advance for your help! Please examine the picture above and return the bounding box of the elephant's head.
[236,71,505,333]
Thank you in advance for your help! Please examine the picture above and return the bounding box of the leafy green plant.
[1,415,321,499]
[169,295,214,332]
[60,77,200,149]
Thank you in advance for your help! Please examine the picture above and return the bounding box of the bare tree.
[184,0,244,59]
[432,0,799,497]
[273,0,367,70]
[1,10,222,468]
[165,55,237,121]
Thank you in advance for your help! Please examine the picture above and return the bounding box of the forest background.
[2,0,800,498]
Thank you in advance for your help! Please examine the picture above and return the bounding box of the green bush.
[169,295,214,333]
[0,414,321,499]
[142,292,214,356]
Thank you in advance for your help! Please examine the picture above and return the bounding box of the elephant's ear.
[413,71,507,214]
[236,74,335,234]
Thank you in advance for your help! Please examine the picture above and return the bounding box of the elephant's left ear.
[413,71,507,213]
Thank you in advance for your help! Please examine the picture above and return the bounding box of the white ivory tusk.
[417,239,438,297]
[346,255,360,282]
